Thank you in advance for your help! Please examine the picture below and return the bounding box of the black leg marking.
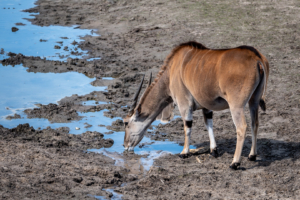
[185,120,193,128]
[203,108,213,119]
[248,155,257,161]
[210,147,219,158]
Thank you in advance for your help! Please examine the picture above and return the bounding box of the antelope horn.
[129,74,145,114]
[148,72,152,87]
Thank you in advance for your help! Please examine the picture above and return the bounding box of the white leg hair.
[206,119,217,150]
[184,107,193,121]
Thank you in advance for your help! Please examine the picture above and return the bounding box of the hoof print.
[210,148,219,158]
[248,155,257,161]
[229,163,240,170]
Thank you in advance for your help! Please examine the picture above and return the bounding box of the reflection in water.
[0,0,98,61]
[140,151,169,171]
[0,65,101,120]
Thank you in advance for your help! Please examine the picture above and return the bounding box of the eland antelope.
[123,41,269,170]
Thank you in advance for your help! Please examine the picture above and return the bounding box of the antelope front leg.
[181,120,192,155]
[180,107,193,156]
[203,109,218,157]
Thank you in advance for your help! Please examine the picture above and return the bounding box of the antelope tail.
[258,60,267,111]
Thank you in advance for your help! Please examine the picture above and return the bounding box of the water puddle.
[92,189,123,200]
[0,65,102,121]
[0,0,98,61]
[83,100,107,106]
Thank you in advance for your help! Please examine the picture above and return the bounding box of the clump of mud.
[1,53,25,66]
[24,103,82,123]
[11,27,19,32]
[106,119,124,132]
[5,113,21,120]
[1,123,113,149]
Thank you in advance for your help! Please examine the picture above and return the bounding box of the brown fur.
[139,41,266,107]
[139,41,207,106]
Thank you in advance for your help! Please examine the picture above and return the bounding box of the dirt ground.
[1,0,300,199]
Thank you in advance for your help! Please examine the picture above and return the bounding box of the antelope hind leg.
[248,100,259,161]
[230,107,247,170]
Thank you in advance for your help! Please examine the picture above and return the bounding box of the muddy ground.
[1,0,300,199]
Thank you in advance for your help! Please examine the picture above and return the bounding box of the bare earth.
[1,0,300,199]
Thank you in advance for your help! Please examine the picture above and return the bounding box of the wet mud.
[0,124,121,199]
[1,0,300,199]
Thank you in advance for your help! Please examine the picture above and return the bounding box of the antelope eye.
[124,122,128,127]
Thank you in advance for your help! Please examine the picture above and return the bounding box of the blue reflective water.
[93,189,123,200]
[89,115,192,155]
[0,65,100,119]
[0,0,98,60]
[90,133,190,155]
[102,77,114,80]
[83,100,107,106]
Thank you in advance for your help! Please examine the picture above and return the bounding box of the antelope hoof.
[248,155,257,161]
[210,148,219,158]
[178,153,191,159]
[229,163,240,170]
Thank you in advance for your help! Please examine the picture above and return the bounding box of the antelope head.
[123,73,152,151]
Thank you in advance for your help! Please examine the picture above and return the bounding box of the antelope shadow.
[194,136,300,169]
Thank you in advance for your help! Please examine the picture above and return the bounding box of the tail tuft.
[259,99,266,111]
